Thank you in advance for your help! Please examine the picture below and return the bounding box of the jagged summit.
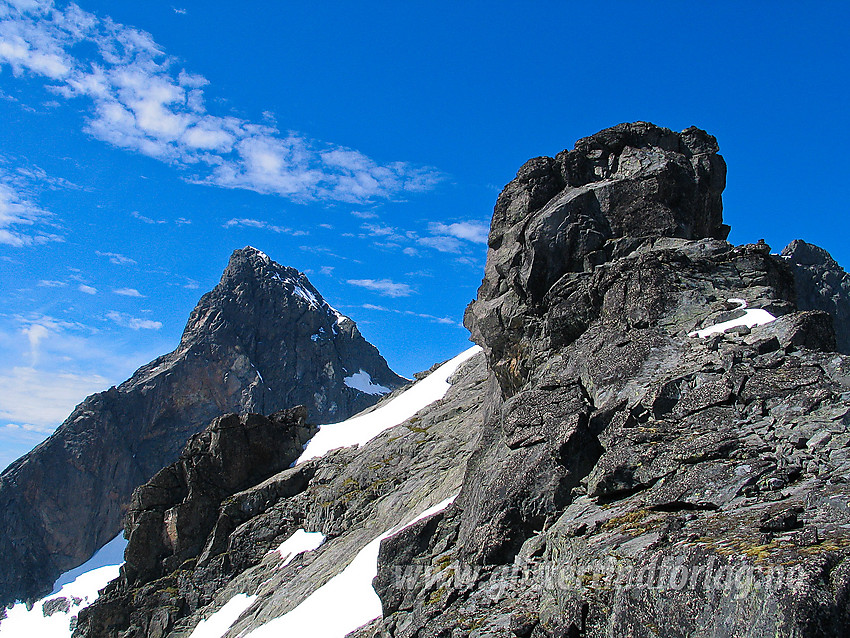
[0,247,405,608]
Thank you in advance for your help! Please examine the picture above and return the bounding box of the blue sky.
[1,0,848,469]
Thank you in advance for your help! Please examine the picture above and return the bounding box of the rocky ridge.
[370,122,850,636]
[0,246,404,608]
[16,122,850,638]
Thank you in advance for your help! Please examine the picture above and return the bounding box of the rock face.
[782,239,850,354]
[75,352,488,638]
[368,123,850,636]
[75,407,316,637]
[0,246,404,607]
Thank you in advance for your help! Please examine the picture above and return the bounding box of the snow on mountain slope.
[187,594,257,638]
[50,534,127,595]
[271,529,326,567]
[0,561,122,637]
[689,298,776,338]
[0,533,126,637]
[244,495,458,638]
[297,345,482,463]
[343,370,391,395]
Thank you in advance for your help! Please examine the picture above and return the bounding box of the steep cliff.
[373,122,850,637]
[0,246,404,607]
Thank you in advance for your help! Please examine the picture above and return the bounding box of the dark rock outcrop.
[0,246,404,607]
[370,123,850,637]
[75,407,315,637]
[782,239,850,353]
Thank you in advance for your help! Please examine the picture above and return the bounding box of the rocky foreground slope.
[0,247,404,608]
[17,121,850,638]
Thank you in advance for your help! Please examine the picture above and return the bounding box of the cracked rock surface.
[370,123,850,637]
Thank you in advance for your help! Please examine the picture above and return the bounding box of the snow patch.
[52,533,127,594]
[247,246,271,263]
[244,495,458,638]
[271,529,326,567]
[689,298,776,338]
[188,594,257,638]
[343,370,390,396]
[292,284,320,308]
[298,345,481,463]
[0,565,120,637]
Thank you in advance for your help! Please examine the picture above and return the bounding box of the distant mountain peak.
[0,246,405,607]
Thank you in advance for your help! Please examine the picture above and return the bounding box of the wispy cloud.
[417,235,462,253]
[428,221,488,244]
[223,218,308,235]
[113,287,143,297]
[357,303,460,327]
[96,250,137,265]
[37,279,66,287]
[0,165,62,247]
[131,211,167,224]
[346,278,413,298]
[78,284,97,295]
[106,310,161,330]
[0,2,442,203]
[0,367,109,432]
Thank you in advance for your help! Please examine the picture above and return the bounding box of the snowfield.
[0,566,119,637]
[187,594,257,638]
[297,345,482,463]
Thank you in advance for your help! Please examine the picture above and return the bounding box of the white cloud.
[350,210,378,219]
[113,287,143,297]
[131,210,166,224]
[418,235,462,253]
[357,303,461,327]
[106,311,161,330]
[346,278,413,298]
[0,168,62,247]
[429,221,489,244]
[0,366,109,432]
[96,250,137,265]
[319,266,334,276]
[223,217,295,234]
[361,222,399,238]
[0,2,442,203]
[37,279,66,287]
[22,322,47,365]
[78,284,97,294]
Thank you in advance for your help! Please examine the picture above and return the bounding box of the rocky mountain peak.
[0,247,405,608]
